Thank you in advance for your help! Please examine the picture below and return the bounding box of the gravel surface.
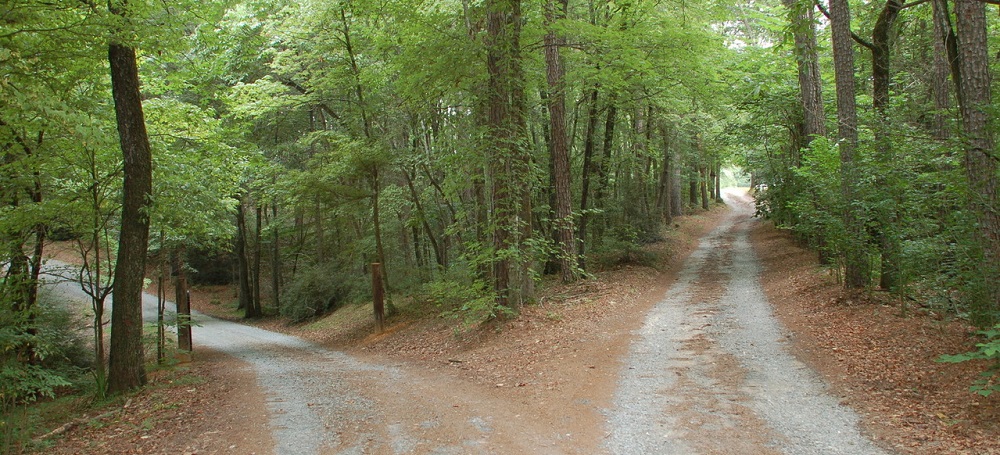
[605,189,889,455]
[40,188,893,454]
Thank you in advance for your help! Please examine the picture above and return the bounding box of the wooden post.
[175,253,192,352]
[372,262,385,332]
[180,290,193,352]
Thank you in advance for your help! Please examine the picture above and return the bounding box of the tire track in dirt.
[605,189,888,454]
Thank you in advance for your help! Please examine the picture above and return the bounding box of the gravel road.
[41,263,578,454]
[41,188,891,454]
[605,189,888,454]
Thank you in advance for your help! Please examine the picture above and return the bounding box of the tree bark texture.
[954,0,1000,321]
[829,0,868,289]
[783,0,826,143]
[107,41,152,394]
[236,195,259,318]
[578,88,600,269]
[931,0,952,140]
[871,0,903,291]
[544,0,578,283]
[486,0,531,308]
[173,249,192,351]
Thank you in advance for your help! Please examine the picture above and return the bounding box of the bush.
[412,270,507,329]
[589,226,659,270]
[279,264,364,323]
[939,324,1000,397]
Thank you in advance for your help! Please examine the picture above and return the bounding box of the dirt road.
[43,189,889,454]
[605,189,886,454]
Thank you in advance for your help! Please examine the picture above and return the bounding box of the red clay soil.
[752,222,1000,454]
[37,204,1000,454]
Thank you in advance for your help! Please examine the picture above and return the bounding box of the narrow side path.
[605,189,888,454]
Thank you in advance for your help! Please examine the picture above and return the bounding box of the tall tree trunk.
[578,88,600,270]
[254,205,263,315]
[931,0,951,140]
[670,147,683,218]
[954,0,1000,323]
[236,195,258,318]
[107,36,152,394]
[700,167,710,210]
[593,101,617,246]
[403,168,445,269]
[783,0,826,142]
[829,0,868,289]
[271,203,281,310]
[657,123,674,225]
[544,0,578,283]
[173,248,192,351]
[689,171,698,207]
[871,0,904,291]
[486,0,530,308]
[714,163,722,202]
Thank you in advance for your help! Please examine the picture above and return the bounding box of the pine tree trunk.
[271,203,281,310]
[236,195,258,318]
[931,0,951,140]
[486,0,530,308]
[578,88,600,270]
[783,0,826,141]
[954,0,1000,322]
[544,0,578,283]
[829,0,868,289]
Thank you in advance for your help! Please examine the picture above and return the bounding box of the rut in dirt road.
[605,189,888,455]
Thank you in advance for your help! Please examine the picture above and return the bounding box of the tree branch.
[814,0,876,50]
[273,75,342,121]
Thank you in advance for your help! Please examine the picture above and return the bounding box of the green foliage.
[0,294,90,407]
[280,264,366,323]
[589,225,660,270]
[939,325,1000,397]
[412,270,508,329]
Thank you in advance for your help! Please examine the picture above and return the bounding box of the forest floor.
[35,189,1000,454]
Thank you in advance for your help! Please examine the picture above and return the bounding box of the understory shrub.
[280,263,365,322]
[412,268,506,328]
[939,324,1000,397]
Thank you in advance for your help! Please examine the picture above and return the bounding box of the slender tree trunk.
[715,163,722,202]
[657,124,674,225]
[689,172,698,207]
[236,195,258,318]
[871,0,903,291]
[271,203,281,310]
[931,0,951,140]
[830,0,868,289]
[254,205,263,314]
[670,148,683,218]
[173,248,192,351]
[107,36,152,394]
[700,167,709,210]
[578,88,600,270]
[593,101,617,246]
[954,0,1000,322]
[403,168,445,268]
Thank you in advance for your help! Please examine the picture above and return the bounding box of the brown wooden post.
[180,290,193,351]
[372,262,385,332]
[175,252,193,352]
